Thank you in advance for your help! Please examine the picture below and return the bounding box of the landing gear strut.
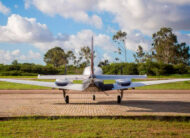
[63,90,66,98]
[63,90,69,104]
[117,90,124,104]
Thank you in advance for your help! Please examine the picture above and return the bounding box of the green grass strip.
[0,117,190,137]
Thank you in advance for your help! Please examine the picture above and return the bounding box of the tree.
[44,47,67,67]
[98,59,109,67]
[152,27,178,64]
[79,46,92,66]
[66,50,76,62]
[174,42,190,65]
[64,50,76,74]
[44,47,75,68]
[12,60,19,65]
[133,45,146,63]
[152,27,190,65]
[113,30,127,62]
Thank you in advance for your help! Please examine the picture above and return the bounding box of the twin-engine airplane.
[0,37,190,103]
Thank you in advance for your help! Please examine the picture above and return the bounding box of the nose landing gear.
[65,95,69,104]
[117,90,124,104]
[63,90,69,104]
[93,95,96,101]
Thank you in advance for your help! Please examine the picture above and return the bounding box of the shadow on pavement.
[54,100,190,113]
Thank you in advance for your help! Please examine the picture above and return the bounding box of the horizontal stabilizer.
[38,75,89,80]
[95,75,147,80]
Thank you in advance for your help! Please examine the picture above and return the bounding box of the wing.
[0,79,86,91]
[38,75,89,80]
[112,78,190,90]
[95,75,147,80]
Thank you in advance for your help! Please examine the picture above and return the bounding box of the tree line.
[0,61,189,76]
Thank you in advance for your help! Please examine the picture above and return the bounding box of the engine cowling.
[55,79,69,86]
[116,79,131,86]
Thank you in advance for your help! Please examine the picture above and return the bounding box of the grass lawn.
[0,81,52,90]
[0,118,190,137]
[0,76,37,78]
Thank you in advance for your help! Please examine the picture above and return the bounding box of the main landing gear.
[62,90,124,104]
[93,95,96,101]
[63,90,69,104]
[117,90,124,104]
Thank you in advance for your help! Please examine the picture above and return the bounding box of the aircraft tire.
[93,95,96,101]
[117,95,121,104]
[65,95,69,104]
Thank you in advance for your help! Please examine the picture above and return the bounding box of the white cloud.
[63,29,114,51]
[0,1,10,15]
[34,29,114,51]
[0,49,41,64]
[11,49,20,56]
[24,0,190,34]
[0,14,53,43]
[125,32,152,51]
[19,50,41,61]
[98,0,190,35]
[155,0,190,5]
[23,0,190,52]
[0,14,113,54]
[25,0,103,28]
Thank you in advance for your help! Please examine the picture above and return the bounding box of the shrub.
[174,64,188,74]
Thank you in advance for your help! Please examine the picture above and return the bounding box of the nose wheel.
[117,90,124,104]
[117,95,121,103]
[63,90,69,104]
[93,95,96,101]
[65,95,69,104]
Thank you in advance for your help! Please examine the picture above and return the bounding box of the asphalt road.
[0,90,190,117]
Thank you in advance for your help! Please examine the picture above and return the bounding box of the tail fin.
[91,36,94,76]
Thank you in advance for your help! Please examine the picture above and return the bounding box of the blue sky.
[0,0,190,65]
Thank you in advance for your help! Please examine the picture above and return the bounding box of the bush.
[188,66,190,74]
[0,71,37,76]
[102,63,138,75]
[174,64,188,74]
[157,63,175,75]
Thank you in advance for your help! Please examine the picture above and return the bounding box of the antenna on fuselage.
[91,36,94,77]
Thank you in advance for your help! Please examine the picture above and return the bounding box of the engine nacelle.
[55,79,69,86]
[116,79,131,86]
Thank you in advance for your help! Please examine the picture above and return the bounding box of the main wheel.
[93,95,96,101]
[117,95,121,104]
[65,95,69,104]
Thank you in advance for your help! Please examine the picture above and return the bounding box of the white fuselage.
[83,66,103,76]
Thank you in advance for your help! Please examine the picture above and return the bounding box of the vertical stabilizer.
[91,36,94,77]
